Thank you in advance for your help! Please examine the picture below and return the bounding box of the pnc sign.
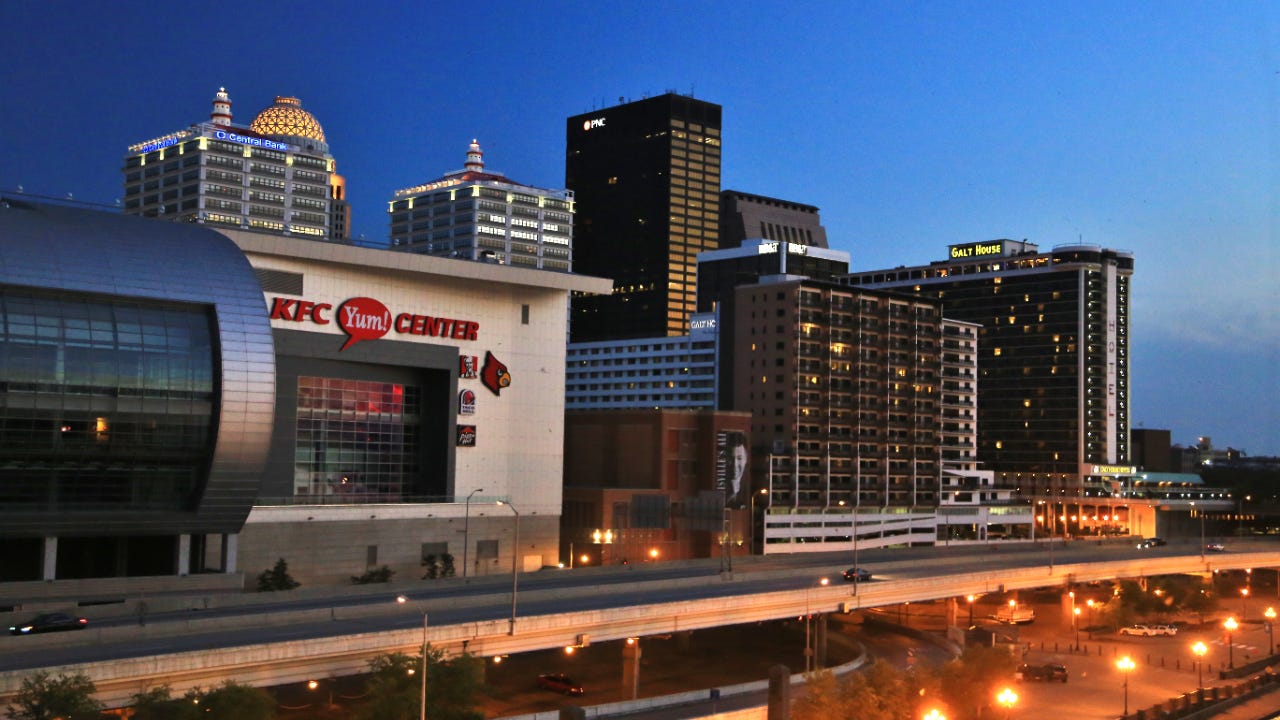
[269,296,480,351]
[582,117,606,130]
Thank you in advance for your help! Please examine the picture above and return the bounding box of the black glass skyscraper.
[566,94,722,342]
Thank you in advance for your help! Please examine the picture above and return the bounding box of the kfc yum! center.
[224,229,609,586]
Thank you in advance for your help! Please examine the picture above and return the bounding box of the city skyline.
[1,1,1275,454]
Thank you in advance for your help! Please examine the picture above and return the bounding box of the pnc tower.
[566,93,722,342]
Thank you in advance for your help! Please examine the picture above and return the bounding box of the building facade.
[123,89,349,242]
[561,409,752,565]
[719,190,829,250]
[565,312,719,410]
[566,93,723,341]
[845,240,1135,510]
[0,198,610,593]
[389,140,574,271]
[697,239,850,408]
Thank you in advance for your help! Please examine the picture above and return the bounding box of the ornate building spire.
[210,87,232,126]
[465,139,484,173]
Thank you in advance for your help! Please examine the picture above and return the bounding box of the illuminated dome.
[249,96,329,153]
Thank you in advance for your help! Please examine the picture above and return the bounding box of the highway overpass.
[0,540,1275,711]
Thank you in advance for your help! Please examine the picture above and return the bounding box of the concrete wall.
[237,506,559,587]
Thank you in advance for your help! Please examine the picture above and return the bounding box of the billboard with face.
[717,431,748,509]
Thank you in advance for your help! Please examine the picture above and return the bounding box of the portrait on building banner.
[717,431,748,509]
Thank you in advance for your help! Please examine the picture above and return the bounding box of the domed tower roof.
[249,96,329,153]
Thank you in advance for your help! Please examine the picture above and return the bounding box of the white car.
[1120,624,1177,637]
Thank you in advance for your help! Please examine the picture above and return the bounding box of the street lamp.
[497,500,520,635]
[1265,607,1276,656]
[1224,616,1239,669]
[1192,640,1207,689]
[1241,587,1250,619]
[396,595,428,720]
[1191,501,1205,561]
[1117,655,1135,717]
[966,595,976,626]
[923,710,947,720]
[462,488,484,578]
[996,687,1017,720]
[804,577,829,673]
[750,487,768,555]
[1073,606,1082,650]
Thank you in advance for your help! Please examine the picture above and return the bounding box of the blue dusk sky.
[2,2,1276,455]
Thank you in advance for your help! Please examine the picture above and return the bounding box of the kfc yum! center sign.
[269,296,479,351]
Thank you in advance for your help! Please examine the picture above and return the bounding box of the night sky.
[2,1,1275,454]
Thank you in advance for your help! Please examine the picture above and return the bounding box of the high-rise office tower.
[719,190,829,250]
[846,240,1135,501]
[566,93,722,342]
[124,88,349,241]
[388,140,574,271]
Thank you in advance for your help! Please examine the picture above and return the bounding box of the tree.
[936,645,1017,719]
[440,553,457,578]
[256,557,300,591]
[356,648,484,720]
[6,671,104,720]
[197,681,277,720]
[352,565,395,584]
[422,554,440,579]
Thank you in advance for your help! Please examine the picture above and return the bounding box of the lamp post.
[1192,501,1205,561]
[462,488,483,578]
[966,595,976,626]
[750,487,767,555]
[396,595,428,720]
[497,500,520,635]
[1224,616,1238,669]
[804,577,829,673]
[1117,655,1135,717]
[1192,641,1207,689]
[923,710,946,720]
[1265,607,1276,656]
[996,687,1017,720]
[1073,606,1082,651]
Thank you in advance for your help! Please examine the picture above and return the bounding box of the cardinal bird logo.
[480,351,511,396]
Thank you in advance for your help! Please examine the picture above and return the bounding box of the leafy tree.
[936,645,1017,719]
[130,681,273,720]
[128,684,200,720]
[422,553,440,579]
[352,564,396,584]
[196,680,276,719]
[256,557,300,591]
[440,553,457,577]
[356,648,483,720]
[6,671,104,720]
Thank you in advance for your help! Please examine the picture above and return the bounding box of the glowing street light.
[1073,606,1082,650]
[1117,655,1136,716]
[966,594,976,625]
[1240,587,1250,619]
[396,595,428,720]
[1224,616,1239,669]
[996,687,1018,719]
[923,710,947,720]
[1265,607,1276,656]
[1192,641,1208,689]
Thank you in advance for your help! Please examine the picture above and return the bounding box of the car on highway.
[1206,542,1226,552]
[1016,663,1068,682]
[8,612,88,636]
[1119,623,1176,637]
[1136,537,1167,549]
[842,567,872,582]
[536,672,584,696]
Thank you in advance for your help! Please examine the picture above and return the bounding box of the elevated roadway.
[1,540,1275,711]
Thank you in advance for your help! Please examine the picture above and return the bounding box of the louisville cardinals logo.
[480,351,511,396]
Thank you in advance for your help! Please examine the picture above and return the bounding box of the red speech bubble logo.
[336,297,392,350]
